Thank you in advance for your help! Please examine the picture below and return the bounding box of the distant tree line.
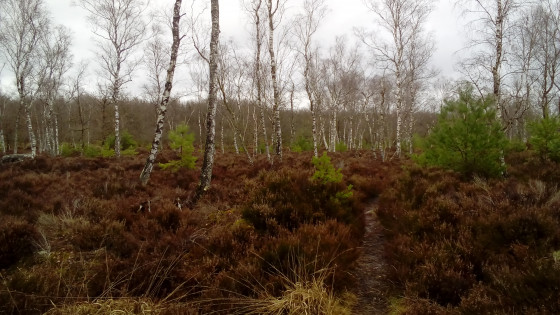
[0,0,558,166]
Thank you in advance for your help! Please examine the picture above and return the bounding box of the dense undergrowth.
[378,151,560,314]
[0,150,391,314]
[3,148,559,314]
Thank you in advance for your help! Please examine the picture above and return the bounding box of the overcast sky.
[1,0,463,97]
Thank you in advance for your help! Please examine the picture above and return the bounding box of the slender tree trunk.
[232,129,239,154]
[0,129,5,154]
[113,101,121,156]
[305,59,318,157]
[24,100,37,158]
[112,59,123,157]
[329,110,337,152]
[44,98,58,156]
[54,113,59,155]
[311,108,319,157]
[348,117,353,150]
[252,0,270,161]
[0,102,5,153]
[320,116,329,150]
[194,0,220,201]
[13,106,20,154]
[197,112,202,149]
[408,113,414,155]
[253,108,258,155]
[493,0,504,121]
[395,68,403,157]
[289,85,295,148]
[378,111,386,160]
[221,122,226,154]
[0,102,4,154]
[140,0,183,186]
[267,0,282,161]
[259,105,270,158]
[42,106,50,153]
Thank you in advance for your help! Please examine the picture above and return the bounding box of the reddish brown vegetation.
[0,151,392,314]
[378,152,560,313]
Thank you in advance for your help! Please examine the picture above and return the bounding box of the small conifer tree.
[311,152,343,184]
[416,86,507,177]
[159,124,197,172]
[528,117,560,162]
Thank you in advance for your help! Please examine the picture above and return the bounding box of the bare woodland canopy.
[0,0,559,160]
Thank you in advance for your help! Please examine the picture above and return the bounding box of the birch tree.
[0,0,49,157]
[266,0,285,160]
[78,0,147,157]
[140,0,185,186]
[456,0,520,128]
[525,1,560,118]
[0,65,6,154]
[293,0,326,157]
[243,0,271,161]
[67,63,91,150]
[216,41,254,164]
[362,0,433,157]
[36,25,72,156]
[142,26,169,107]
[0,100,5,154]
[322,37,360,152]
[194,0,220,201]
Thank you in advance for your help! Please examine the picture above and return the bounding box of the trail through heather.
[351,198,389,314]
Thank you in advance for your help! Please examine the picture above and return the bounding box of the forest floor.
[0,150,397,314]
[351,198,389,314]
[4,150,558,313]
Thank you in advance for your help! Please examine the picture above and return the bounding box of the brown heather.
[0,150,392,314]
[378,152,560,313]
[3,149,558,314]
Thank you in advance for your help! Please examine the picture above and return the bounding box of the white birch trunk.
[221,123,226,154]
[259,106,270,159]
[140,0,183,185]
[267,0,282,161]
[311,108,319,157]
[320,117,329,150]
[493,0,504,120]
[24,100,37,158]
[253,108,258,155]
[195,0,220,200]
[113,100,121,157]
[395,63,404,157]
[348,117,353,150]
[0,129,5,154]
[329,110,337,152]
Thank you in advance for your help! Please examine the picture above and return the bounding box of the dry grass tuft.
[44,298,197,315]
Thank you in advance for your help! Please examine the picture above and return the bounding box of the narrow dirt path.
[351,198,389,314]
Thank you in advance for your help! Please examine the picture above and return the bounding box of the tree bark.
[23,99,37,158]
[140,0,183,186]
[493,0,504,119]
[329,109,337,152]
[305,58,319,156]
[0,129,5,154]
[267,0,283,161]
[13,107,20,154]
[113,75,122,157]
[194,0,220,202]
[251,0,271,162]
